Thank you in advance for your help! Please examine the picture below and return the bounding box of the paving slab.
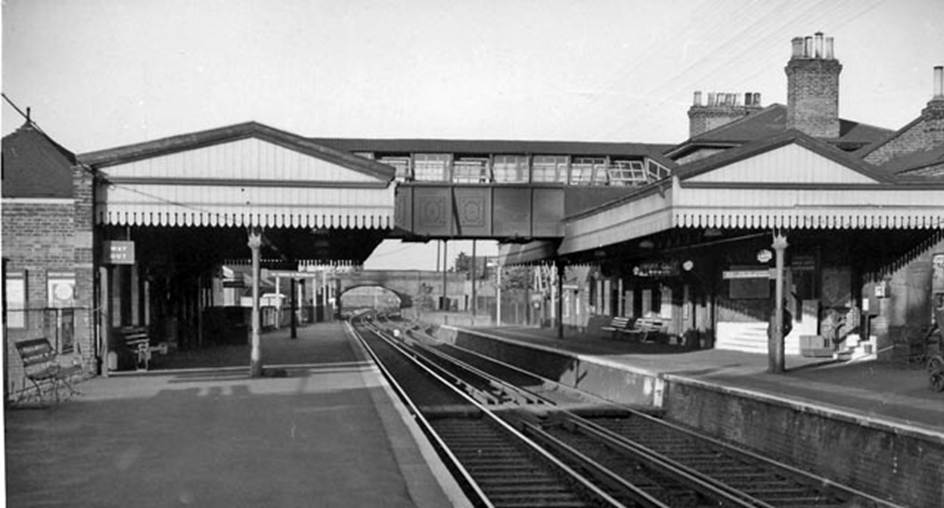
[4,322,467,508]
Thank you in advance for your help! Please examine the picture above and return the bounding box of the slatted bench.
[630,316,669,342]
[14,337,82,405]
[600,316,635,339]
[118,326,168,371]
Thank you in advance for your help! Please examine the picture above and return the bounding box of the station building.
[3,33,943,396]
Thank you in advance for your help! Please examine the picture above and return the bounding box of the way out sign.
[103,241,135,265]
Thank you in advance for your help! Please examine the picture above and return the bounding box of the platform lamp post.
[769,232,788,374]
[248,227,263,377]
[556,259,565,340]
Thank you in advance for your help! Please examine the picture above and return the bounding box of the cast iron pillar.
[556,259,565,340]
[770,233,788,374]
[248,228,263,377]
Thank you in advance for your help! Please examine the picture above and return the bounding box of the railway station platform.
[433,323,944,507]
[454,324,944,433]
[4,322,469,508]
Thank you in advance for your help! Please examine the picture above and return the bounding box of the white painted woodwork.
[687,143,878,184]
[97,183,395,228]
[560,189,673,255]
[102,138,377,183]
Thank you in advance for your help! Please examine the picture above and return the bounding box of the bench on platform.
[600,316,635,339]
[117,326,168,371]
[13,338,82,405]
[629,316,669,342]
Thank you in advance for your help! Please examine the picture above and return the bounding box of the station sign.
[632,261,679,278]
[722,268,775,279]
[103,241,135,265]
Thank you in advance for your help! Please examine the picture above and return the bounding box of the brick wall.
[664,379,944,507]
[687,105,757,138]
[2,165,96,397]
[786,58,842,138]
[864,100,944,165]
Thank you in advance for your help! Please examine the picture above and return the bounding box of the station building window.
[413,153,452,181]
[379,156,412,181]
[4,270,27,328]
[492,155,529,183]
[453,157,490,183]
[531,155,569,183]
[570,157,608,185]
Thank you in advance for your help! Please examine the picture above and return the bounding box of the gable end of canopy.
[85,122,396,229]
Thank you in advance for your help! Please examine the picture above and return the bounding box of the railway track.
[354,313,900,508]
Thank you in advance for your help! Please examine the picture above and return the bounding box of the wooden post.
[770,233,789,374]
[248,228,263,377]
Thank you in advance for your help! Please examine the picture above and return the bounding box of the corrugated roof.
[79,121,396,182]
[2,122,76,198]
[308,137,671,159]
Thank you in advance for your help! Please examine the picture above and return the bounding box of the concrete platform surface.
[4,322,467,508]
[471,325,944,435]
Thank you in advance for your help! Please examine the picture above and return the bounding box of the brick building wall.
[1,166,97,397]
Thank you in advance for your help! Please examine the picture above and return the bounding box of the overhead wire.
[594,0,871,140]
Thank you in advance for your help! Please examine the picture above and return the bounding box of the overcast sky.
[3,0,942,269]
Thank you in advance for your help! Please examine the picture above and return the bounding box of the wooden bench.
[117,326,168,371]
[630,316,669,342]
[600,316,635,339]
[14,338,82,405]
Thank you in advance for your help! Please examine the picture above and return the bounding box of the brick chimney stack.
[687,90,763,138]
[922,65,944,116]
[785,32,842,138]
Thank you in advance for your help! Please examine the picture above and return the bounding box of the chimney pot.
[744,92,752,106]
[825,37,835,59]
[693,91,702,106]
[753,92,761,106]
[791,37,804,58]
[804,36,813,57]
[934,66,943,98]
[814,32,824,58]
[707,92,716,105]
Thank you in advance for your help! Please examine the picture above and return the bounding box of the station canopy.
[80,122,397,264]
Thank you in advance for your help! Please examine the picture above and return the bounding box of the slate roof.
[2,122,76,198]
[666,104,893,159]
[79,121,396,182]
[878,144,944,178]
[673,129,891,183]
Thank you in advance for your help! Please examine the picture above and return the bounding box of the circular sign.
[756,249,773,263]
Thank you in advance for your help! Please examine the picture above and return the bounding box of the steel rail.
[351,317,626,508]
[419,327,903,508]
[345,318,492,508]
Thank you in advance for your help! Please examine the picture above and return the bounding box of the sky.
[2,0,943,269]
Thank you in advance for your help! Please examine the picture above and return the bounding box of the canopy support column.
[556,259,565,340]
[248,228,263,378]
[770,232,789,374]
